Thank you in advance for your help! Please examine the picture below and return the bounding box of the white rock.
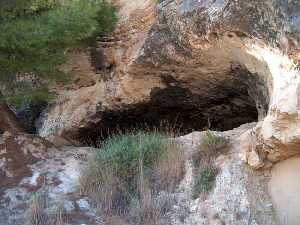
[76,198,91,212]
[63,200,76,212]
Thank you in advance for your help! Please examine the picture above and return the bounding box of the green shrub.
[192,165,218,199]
[200,131,228,153]
[93,1,118,37]
[95,132,163,193]
[80,132,164,212]
[6,87,55,107]
[80,130,185,218]
[191,131,228,199]
[0,0,117,102]
[193,131,228,167]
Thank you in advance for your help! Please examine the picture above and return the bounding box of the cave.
[77,66,269,144]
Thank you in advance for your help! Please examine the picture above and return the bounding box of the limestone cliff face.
[39,0,300,168]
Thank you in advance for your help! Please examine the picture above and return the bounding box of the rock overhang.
[38,0,300,168]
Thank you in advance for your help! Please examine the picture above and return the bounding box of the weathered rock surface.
[38,0,300,167]
[0,123,279,225]
[0,132,51,196]
[172,123,277,225]
[269,156,300,225]
[2,1,300,225]
[0,146,96,225]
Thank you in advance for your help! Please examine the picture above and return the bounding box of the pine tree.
[0,0,117,132]
[0,0,117,101]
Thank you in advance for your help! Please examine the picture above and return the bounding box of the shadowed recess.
[76,66,269,145]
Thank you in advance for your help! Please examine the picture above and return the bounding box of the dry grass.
[191,131,229,199]
[25,194,67,225]
[193,130,229,167]
[128,192,174,225]
[128,169,174,225]
[152,139,185,192]
[25,194,49,225]
[79,160,124,215]
[79,130,185,225]
[200,131,228,153]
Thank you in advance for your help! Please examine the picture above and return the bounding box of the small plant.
[129,192,174,225]
[191,131,228,199]
[192,165,218,199]
[152,139,185,191]
[193,131,228,167]
[80,130,185,223]
[200,131,228,153]
[25,194,49,225]
[80,132,164,209]
[25,194,67,225]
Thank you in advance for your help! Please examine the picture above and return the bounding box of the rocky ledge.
[2,0,300,225]
[38,0,300,169]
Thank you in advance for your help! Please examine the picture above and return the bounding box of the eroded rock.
[269,156,300,225]
[0,132,51,195]
[37,0,300,167]
[169,123,277,225]
[0,146,92,225]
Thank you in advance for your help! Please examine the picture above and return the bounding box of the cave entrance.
[77,66,269,145]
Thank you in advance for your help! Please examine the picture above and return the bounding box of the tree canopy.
[0,0,117,104]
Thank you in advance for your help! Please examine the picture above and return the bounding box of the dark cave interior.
[76,67,269,145]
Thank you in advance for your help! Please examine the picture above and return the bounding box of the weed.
[25,194,49,225]
[193,130,228,167]
[80,130,185,224]
[200,131,228,153]
[192,165,218,199]
[25,194,67,225]
[191,131,228,199]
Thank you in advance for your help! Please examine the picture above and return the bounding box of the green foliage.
[80,130,185,217]
[200,131,228,153]
[94,132,164,196]
[0,0,117,102]
[93,1,118,39]
[191,131,228,199]
[193,131,228,169]
[192,165,218,199]
[0,0,58,21]
[5,87,53,133]
[6,87,54,107]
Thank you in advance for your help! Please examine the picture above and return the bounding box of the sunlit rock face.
[39,0,300,167]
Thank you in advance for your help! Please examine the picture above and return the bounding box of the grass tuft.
[25,194,67,225]
[200,130,228,154]
[192,165,218,199]
[193,130,228,167]
[191,130,229,199]
[79,130,185,224]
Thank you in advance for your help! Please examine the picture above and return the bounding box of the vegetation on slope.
[80,131,185,225]
[192,131,228,199]
[0,0,117,105]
